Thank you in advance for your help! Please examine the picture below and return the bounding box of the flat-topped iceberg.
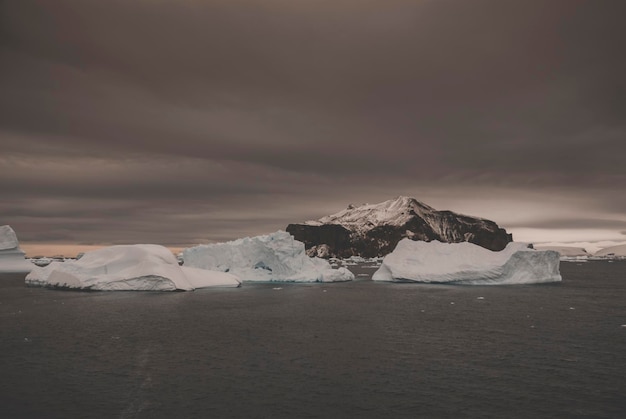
[26,244,241,291]
[183,231,354,282]
[0,225,33,273]
[372,239,561,285]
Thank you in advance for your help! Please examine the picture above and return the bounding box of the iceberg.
[183,231,354,282]
[372,239,561,285]
[25,244,241,290]
[0,225,33,273]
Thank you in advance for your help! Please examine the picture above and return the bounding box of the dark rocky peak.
[286,197,513,258]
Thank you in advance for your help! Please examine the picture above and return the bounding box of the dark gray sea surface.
[1,262,625,419]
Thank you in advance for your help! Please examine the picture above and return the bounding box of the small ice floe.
[323,289,327,293]
[477,296,485,300]
[450,302,455,305]
[272,287,282,290]
[420,309,425,313]
[24,337,30,342]
[111,336,120,340]
[569,307,575,310]
[621,325,626,328]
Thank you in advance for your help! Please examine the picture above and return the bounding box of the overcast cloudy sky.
[1,0,625,256]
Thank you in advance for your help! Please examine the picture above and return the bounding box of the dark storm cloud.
[1,0,625,248]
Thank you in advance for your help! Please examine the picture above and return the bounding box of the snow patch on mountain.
[305,196,437,233]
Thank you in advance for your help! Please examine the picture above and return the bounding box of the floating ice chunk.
[372,239,561,285]
[25,244,240,291]
[183,231,353,283]
[0,225,33,273]
[0,225,20,250]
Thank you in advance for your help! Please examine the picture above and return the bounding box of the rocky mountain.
[286,196,513,258]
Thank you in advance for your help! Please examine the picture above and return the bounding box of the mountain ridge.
[287,196,513,258]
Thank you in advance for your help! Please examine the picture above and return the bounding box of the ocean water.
[1,261,625,418]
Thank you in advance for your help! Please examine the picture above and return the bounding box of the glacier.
[535,246,590,262]
[372,239,561,285]
[0,225,33,273]
[25,244,241,291]
[183,230,354,282]
[593,244,626,259]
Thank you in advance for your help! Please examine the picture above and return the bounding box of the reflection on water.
[1,262,625,418]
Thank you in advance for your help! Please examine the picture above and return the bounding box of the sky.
[1,0,625,256]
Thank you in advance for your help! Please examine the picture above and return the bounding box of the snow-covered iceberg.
[372,239,561,285]
[0,225,33,273]
[25,244,241,291]
[183,231,354,282]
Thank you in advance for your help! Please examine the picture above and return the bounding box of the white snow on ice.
[25,244,241,291]
[372,239,561,285]
[0,225,33,273]
[304,196,437,233]
[183,231,354,283]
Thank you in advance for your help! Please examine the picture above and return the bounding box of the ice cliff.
[183,231,354,282]
[0,225,33,273]
[25,244,241,290]
[372,239,561,285]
